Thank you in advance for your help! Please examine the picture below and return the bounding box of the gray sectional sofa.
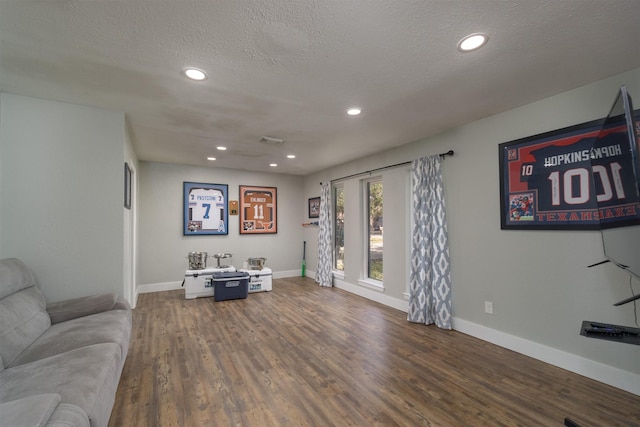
[0,258,132,427]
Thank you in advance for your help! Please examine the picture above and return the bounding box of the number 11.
[253,204,264,219]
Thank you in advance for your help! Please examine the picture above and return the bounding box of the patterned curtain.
[315,182,333,287]
[407,155,452,329]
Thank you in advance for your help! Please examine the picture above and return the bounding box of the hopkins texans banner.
[499,113,640,230]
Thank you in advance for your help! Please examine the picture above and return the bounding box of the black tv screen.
[591,85,640,287]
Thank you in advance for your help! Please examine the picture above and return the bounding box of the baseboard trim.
[333,276,408,312]
[453,317,640,396]
[274,269,300,279]
[138,280,183,294]
[131,288,139,309]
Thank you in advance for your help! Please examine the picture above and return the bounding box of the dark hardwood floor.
[109,277,640,426]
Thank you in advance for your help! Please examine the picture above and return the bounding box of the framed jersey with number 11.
[184,182,229,235]
[239,185,277,234]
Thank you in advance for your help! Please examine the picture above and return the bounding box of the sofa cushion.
[0,343,123,427]
[0,258,37,299]
[0,285,51,367]
[9,309,131,367]
[47,293,127,324]
[0,393,62,427]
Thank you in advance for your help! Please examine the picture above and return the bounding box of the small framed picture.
[124,162,132,210]
[308,197,320,218]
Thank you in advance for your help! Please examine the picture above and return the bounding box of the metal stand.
[213,253,232,269]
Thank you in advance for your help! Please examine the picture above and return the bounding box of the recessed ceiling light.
[207,157,216,161]
[183,67,207,81]
[457,33,488,52]
[287,154,296,159]
[216,146,227,151]
[270,163,278,167]
[347,107,362,116]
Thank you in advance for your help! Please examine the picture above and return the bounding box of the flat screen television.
[590,85,640,305]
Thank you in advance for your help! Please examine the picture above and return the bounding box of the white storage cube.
[239,267,273,293]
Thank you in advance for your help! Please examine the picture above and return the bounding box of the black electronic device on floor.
[580,320,640,345]
[564,418,582,427]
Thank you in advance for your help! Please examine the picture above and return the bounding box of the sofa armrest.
[46,403,90,427]
[46,293,131,324]
[0,393,61,427]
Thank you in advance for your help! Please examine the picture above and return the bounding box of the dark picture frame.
[239,185,277,234]
[308,197,320,218]
[124,162,132,210]
[499,112,640,230]
[183,182,229,235]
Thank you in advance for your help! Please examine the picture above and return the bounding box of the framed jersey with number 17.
[183,182,229,235]
[239,185,277,234]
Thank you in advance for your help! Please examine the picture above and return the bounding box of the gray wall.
[137,161,304,287]
[0,93,129,302]
[303,68,640,393]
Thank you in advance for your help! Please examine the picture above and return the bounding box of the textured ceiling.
[1,1,639,175]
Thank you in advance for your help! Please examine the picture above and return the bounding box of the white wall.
[137,161,304,290]
[303,68,640,394]
[0,93,129,302]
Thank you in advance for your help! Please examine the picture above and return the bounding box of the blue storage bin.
[212,271,249,301]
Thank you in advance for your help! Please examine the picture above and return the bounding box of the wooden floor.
[110,277,640,427]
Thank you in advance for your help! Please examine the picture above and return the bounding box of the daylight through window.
[334,185,344,271]
[367,179,383,281]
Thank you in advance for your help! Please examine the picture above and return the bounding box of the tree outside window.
[334,186,344,271]
[367,180,383,281]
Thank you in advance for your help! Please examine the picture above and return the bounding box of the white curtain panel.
[407,155,452,329]
[316,182,333,287]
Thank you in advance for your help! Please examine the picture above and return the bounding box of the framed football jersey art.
[183,182,229,235]
[498,109,640,230]
[239,185,277,234]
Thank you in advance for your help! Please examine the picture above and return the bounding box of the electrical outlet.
[484,301,494,315]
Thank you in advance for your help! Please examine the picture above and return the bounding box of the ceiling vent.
[259,136,285,145]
